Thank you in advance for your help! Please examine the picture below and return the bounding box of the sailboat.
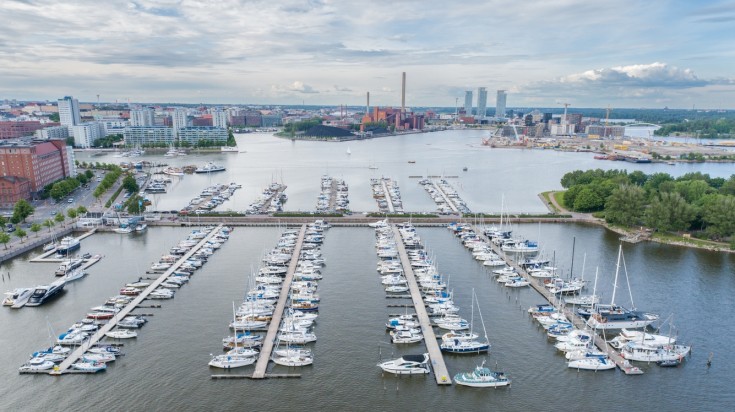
[586,245,659,330]
[440,289,490,353]
[346,147,351,155]
[209,302,258,369]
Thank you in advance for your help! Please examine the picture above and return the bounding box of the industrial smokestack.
[401,72,406,113]
[366,91,370,115]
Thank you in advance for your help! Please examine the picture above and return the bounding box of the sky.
[0,0,734,109]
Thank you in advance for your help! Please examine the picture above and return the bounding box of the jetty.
[392,224,451,385]
[50,225,224,375]
[380,179,396,213]
[430,181,459,213]
[251,224,306,379]
[471,225,642,375]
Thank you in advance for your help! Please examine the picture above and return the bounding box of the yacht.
[25,280,66,307]
[454,360,511,387]
[620,342,691,363]
[377,353,430,375]
[55,259,84,276]
[194,162,226,173]
[19,358,56,372]
[567,355,616,371]
[105,329,138,339]
[56,236,80,254]
[273,353,314,367]
[72,360,107,373]
[3,287,33,308]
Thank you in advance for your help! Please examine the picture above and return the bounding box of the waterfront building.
[130,108,155,127]
[0,139,72,194]
[261,114,283,127]
[177,126,228,146]
[477,87,487,118]
[99,119,127,136]
[245,114,262,127]
[0,121,47,139]
[0,176,32,208]
[212,109,228,129]
[172,108,188,136]
[586,125,625,138]
[496,90,507,118]
[192,117,213,126]
[464,91,473,116]
[71,122,104,148]
[57,96,80,127]
[35,125,70,140]
[123,126,175,146]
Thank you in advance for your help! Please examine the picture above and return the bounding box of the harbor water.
[2,130,734,410]
[0,224,733,411]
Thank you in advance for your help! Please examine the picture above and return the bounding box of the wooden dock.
[471,225,642,375]
[380,179,396,213]
[30,229,98,263]
[251,224,306,379]
[391,225,451,385]
[430,181,459,213]
[50,225,223,375]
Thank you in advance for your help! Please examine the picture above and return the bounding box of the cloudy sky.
[1,0,734,108]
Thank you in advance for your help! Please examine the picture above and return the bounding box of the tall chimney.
[366,91,370,116]
[401,72,406,113]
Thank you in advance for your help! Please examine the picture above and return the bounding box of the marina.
[45,225,225,375]
[390,225,451,385]
[251,225,306,378]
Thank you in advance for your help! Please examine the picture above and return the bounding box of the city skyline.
[0,1,734,108]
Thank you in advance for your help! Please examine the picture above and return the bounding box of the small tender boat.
[377,353,430,375]
[454,360,511,387]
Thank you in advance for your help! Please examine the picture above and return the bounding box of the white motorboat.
[3,287,33,308]
[454,360,511,387]
[63,269,88,282]
[278,330,317,344]
[149,289,175,299]
[620,342,691,363]
[608,328,677,349]
[377,353,430,375]
[105,330,138,339]
[56,331,88,345]
[274,347,311,358]
[391,330,424,344]
[82,352,116,363]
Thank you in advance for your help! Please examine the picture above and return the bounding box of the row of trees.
[93,134,124,148]
[0,206,87,248]
[654,118,735,139]
[561,169,735,240]
[92,167,123,200]
[45,171,95,201]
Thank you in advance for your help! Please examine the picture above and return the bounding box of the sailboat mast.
[620,248,636,309]
[569,236,575,279]
[611,244,622,305]
[474,289,489,340]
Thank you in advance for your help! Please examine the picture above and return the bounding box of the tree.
[30,223,41,237]
[644,192,695,232]
[49,113,60,122]
[76,205,88,215]
[85,170,94,179]
[628,170,648,186]
[674,179,712,203]
[66,136,76,146]
[12,199,35,223]
[55,212,66,227]
[700,194,735,239]
[605,185,646,226]
[14,228,26,243]
[0,215,6,228]
[43,219,54,232]
[122,175,139,194]
[572,187,604,212]
[0,232,9,249]
[67,209,78,219]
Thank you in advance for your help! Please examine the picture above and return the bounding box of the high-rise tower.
[496,90,507,118]
[477,87,487,118]
[464,91,473,116]
[57,96,80,127]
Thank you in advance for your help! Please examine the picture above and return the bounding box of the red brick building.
[0,121,55,139]
[0,140,71,195]
[0,176,31,208]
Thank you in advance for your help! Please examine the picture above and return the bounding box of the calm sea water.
[75,130,735,214]
[1,132,733,411]
[0,225,733,411]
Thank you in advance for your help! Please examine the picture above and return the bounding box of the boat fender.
[441,375,448,382]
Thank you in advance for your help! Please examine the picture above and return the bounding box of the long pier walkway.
[380,179,396,213]
[472,225,641,375]
[51,225,223,375]
[392,225,451,385]
[431,181,458,213]
[252,224,306,379]
[29,229,97,262]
